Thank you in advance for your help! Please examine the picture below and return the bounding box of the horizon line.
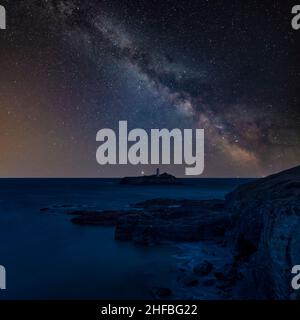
[0,176,259,179]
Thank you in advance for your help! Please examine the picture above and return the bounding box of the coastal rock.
[114,207,231,243]
[71,211,128,226]
[226,165,300,299]
[70,198,230,244]
[193,260,213,276]
[63,165,300,300]
[132,225,159,246]
[214,262,241,279]
[115,213,142,241]
[178,274,199,287]
[202,279,216,287]
[120,199,229,243]
[132,198,225,210]
[211,262,243,292]
[151,287,172,299]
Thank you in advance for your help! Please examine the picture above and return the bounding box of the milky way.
[0,0,299,177]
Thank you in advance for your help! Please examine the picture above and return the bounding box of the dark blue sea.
[0,178,252,299]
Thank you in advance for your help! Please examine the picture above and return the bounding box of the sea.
[0,178,252,299]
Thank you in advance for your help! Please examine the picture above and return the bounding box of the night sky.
[0,0,299,177]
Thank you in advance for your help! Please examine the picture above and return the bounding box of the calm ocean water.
[0,178,252,299]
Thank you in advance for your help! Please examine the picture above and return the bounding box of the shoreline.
[42,165,300,300]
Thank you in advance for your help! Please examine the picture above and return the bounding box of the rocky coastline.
[41,165,300,299]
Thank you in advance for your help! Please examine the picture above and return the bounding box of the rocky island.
[120,169,180,185]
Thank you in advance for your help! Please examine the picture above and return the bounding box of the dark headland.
[42,165,300,299]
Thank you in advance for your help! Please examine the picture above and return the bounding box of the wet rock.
[132,198,225,210]
[202,279,216,287]
[151,287,172,299]
[68,210,102,216]
[132,225,159,246]
[69,196,230,244]
[178,275,199,287]
[214,263,240,281]
[193,260,213,276]
[115,213,141,241]
[113,198,230,244]
[71,211,127,226]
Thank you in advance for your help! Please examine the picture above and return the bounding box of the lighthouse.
[156,168,160,177]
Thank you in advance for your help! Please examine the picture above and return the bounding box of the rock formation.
[43,165,300,299]
[226,165,300,299]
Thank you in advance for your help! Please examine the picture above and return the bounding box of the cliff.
[226,165,300,299]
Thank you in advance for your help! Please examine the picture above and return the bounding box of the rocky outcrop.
[226,165,300,299]
[114,199,230,245]
[43,165,300,299]
[118,166,300,298]
[70,211,128,226]
[68,198,230,245]
[120,172,180,185]
[151,287,172,299]
[193,260,213,276]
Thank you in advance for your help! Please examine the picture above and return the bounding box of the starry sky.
[0,0,299,177]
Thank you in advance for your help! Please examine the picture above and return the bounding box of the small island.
[120,168,180,185]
